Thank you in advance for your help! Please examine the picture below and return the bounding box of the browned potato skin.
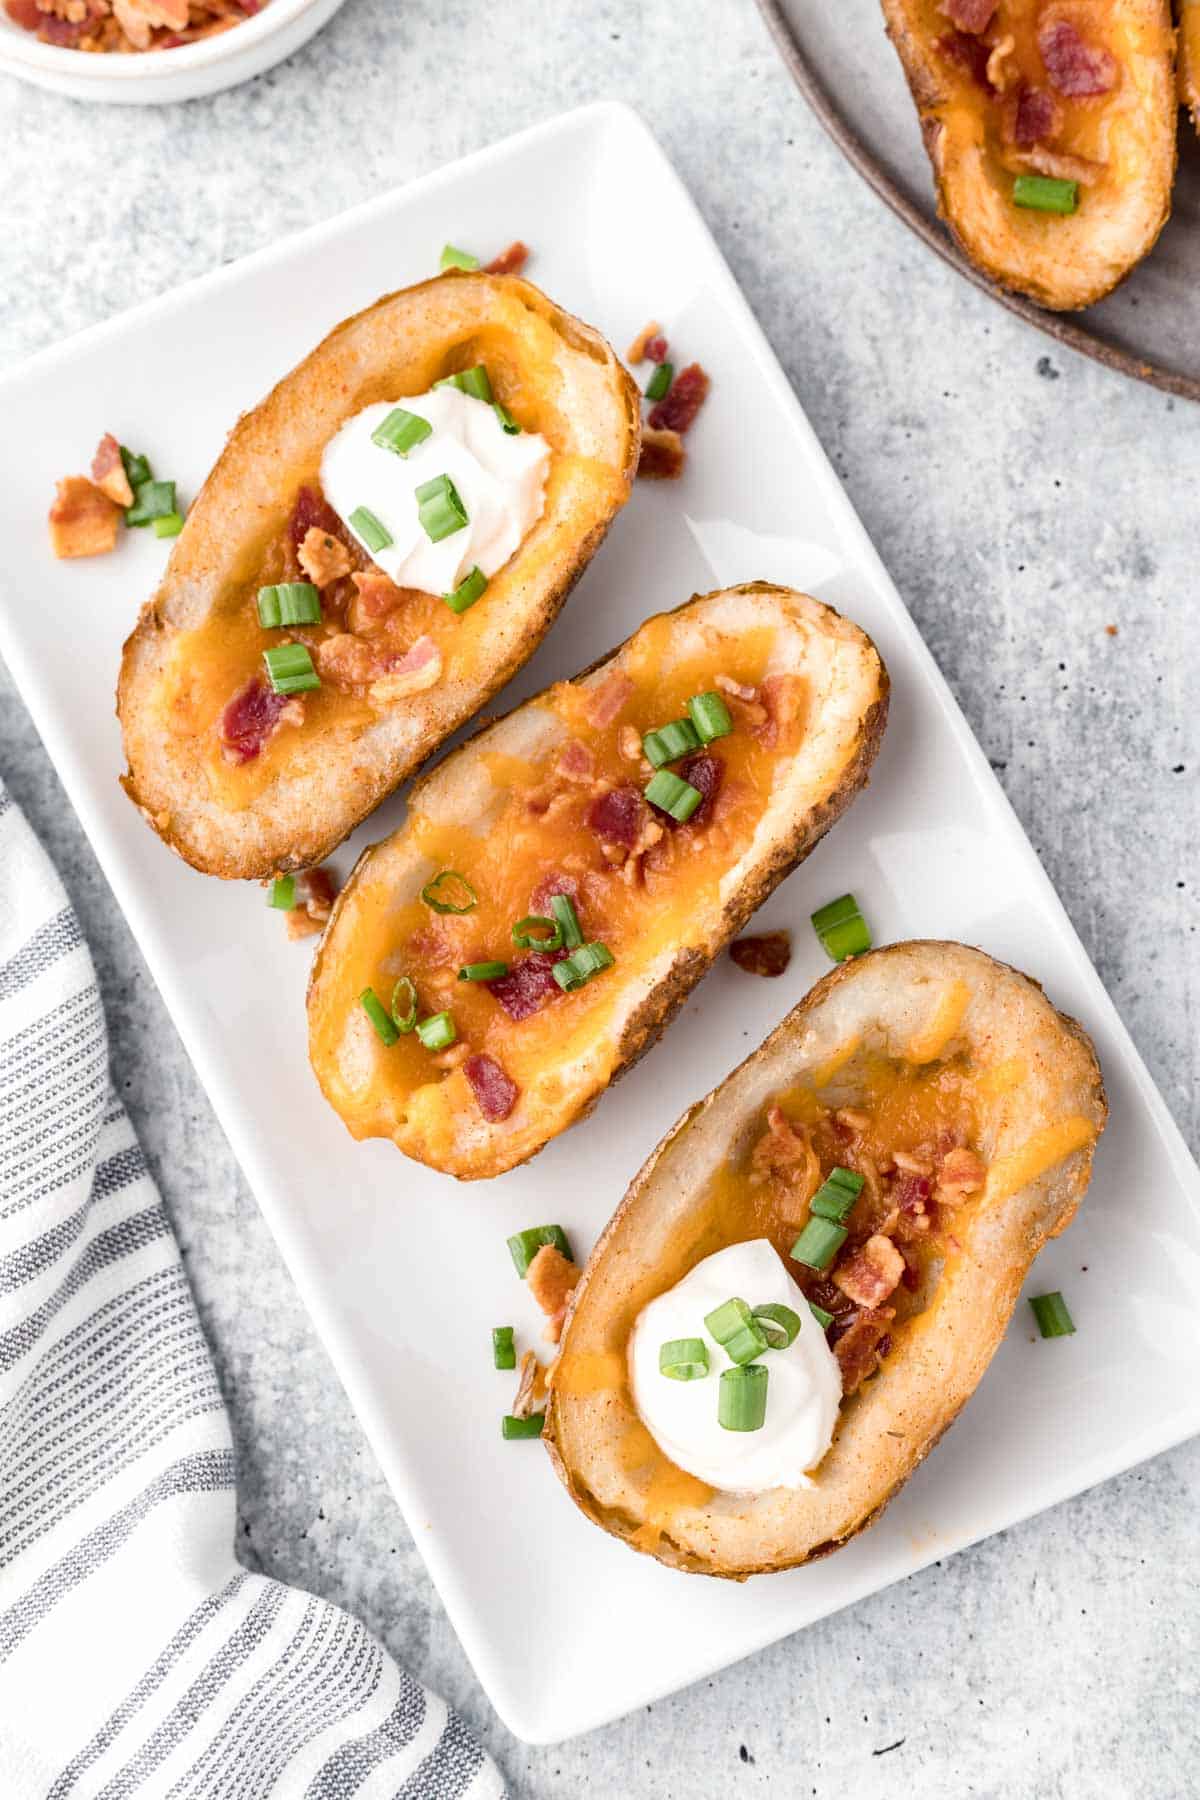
[881,0,1176,310]
[118,273,641,880]
[544,941,1107,1577]
[1178,0,1200,127]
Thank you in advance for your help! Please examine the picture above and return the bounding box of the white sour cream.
[628,1239,842,1494]
[319,386,551,595]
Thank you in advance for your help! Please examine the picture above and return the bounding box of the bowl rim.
[0,0,325,78]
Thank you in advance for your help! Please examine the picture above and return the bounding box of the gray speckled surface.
[2,2,1198,1794]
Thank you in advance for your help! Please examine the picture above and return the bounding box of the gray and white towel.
[0,779,504,1800]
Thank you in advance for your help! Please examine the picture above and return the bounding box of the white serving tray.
[1,102,1197,1746]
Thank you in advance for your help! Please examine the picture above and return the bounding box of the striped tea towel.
[0,779,505,1800]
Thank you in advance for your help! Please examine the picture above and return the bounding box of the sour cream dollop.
[629,1239,842,1494]
[319,386,551,595]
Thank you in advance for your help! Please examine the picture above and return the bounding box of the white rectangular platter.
[2,102,1198,1746]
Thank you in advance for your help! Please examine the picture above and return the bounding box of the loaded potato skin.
[882,0,1176,309]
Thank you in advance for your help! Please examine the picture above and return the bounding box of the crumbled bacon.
[48,477,121,559]
[833,1234,905,1310]
[586,671,634,729]
[626,320,664,364]
[715,674,757,703]
[556,739,596,783]
[90,433,133,507]
[348,569,407,632]
[836,1107,872,1135]
[484,241,530,276]
[298,526,352,588]
[832,1307,895,1395]
[486,950,568,1021]
[729,932,792,978]
[369,635,442,704]
[638,427,686,480]
[892,1149,933,1176]
[618,724,645,764]
[758,674,803,749]
[464,1053,519,1122]
[1039,18,1117,96]
[220,679,300,764]
[528,870,580,917]
[673,751,722,825]
[282,865,339,940]
[935,1145,986,1205]
[648,363,710,436]
[750,1108,822,1206]
[1009,83,1060,147]
[941,0,995,31]
[511,1350,547,1419]
[587,783,645,849]
[934,28,993,87]
[290,485,344,551]
[1014,144,1104,183]
[526,1243,580,1320]
[618,809,665,886]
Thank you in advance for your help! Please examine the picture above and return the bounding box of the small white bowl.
[0,0,347,103]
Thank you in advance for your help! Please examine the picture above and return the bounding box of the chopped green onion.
[1030,1291,1075,1338]
[153,511,184,539]
[267,875,295,910]
[459,961,509,982]
[371,407,432,458]
[415,1011,456,1052]
[550,893,583,950]
[441,244,480,271]
[808,1301,835,1331]
[421,870,477,914]
[507,1224,572,1278]
[790,1216,848,1273]
[811,893,871,962]
[349,506,393,554]
[704,1296,751,1344]
[493,1326,516,1370]
[752,1303,802,1349]
[390,977,418,1034]
[645,768,703,822]
[688,691,733,743]
[262,643,319,695]
[551,942,614,992]
[126,479,176,528]
[435,364,493,402]
[444,566,488,615]
[644,361,674,402]
[416,474,469,543]
[642,718,701,768]
[511,914,562,951]
[257,582,322,629]
[493,402,520,434]
[1013,174,1078,215]
[718,1364,768,1432]
[723,1319,770,1365]
[810,1166,865,1224]
[501,1412,544,1439]
[659,1338,710,1381]
[120,446,152,490]
[360,986,399,1046]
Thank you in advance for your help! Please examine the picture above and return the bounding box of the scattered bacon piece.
[673,751,722,825]
[941,0,995,32]
[49,477,121,560]
[644,335,669,364]
[90,434,133,507]
[556,739,596,783]
[298,526,352,588]
[349,569,407,629]
[220,679,298,764]
[290,485,344,551]
[618,809,665,886]
[511,1350,547,1419]
[528,870,580,917]
[934,29,993,87]
[892,1149,933,1176]
[1039,18,1117,96]
[586,671,634,729]
[526,1243,580,1320]
[729,932,792,978]
[1014,144,1104,183]
[587,783,646,851]
[618,724,645,763]
[836,1108,872,1134]
[282,865,339,940]
[758,674,803,749]
[648,363,710,436]
[715,674,757,703]
[626,320,664,364]
[832,1307,895,1394]
[638,426,686,481]
[464,1053,519,1122]
[486,950,568,1022]
[5,0,44,28]
[833,1234,905,1310]
[1005,83,1060,148]
[369,635,443,703]
[935,1145,986,1205]
[894,1169,933,1213]
[485,241,530,276]
[750,1108,821,1204]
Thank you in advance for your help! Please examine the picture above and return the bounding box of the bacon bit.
[1039,18,1117,96]
[941,0,995,31]
[90,434,133,507]
[290,485,344,551]
[729,932,792,978]
[486,950,568,1021]
[587,783,645,850]
[282,867,337,939]
[511,1350,547,1419]
[348,569,406,631]
[674,751,722,825]
[6,0,44,27]
[1013,144,1105,184]
[626,320,664,363]
[986,34,1018,91]
[1009,83,1060,147]
[111,0,150,46]
[484,241,530,276]
[1105,623,1119,637]
[556,738,596,783]
[298,526,352,588]
[48,477,121,559]
[464,1053,519,1122]
[835,1107,872,1134]
[833,1234,905,1310]
[220,680,301,765]
[758,673,803,749]
[715,674,758,703]
[528,869,580,917]
[586,670,635,729]
[750,1108,822,1210]
[833,1307,895,1394]
[648,363,710,436]
[936,1145,986,1205]
[934,29,993,88]
[638,426,686,480]
[369,636,443,704]
[894,1169,933,1213]
[526,1243,580,1319]
[618,724,645,763]
[618,810,665,886]
[892,1149,933,1176]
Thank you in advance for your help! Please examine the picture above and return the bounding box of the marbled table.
[2,2,1196,1794]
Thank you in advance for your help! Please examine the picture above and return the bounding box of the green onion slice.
[811,893,871,962]
[718,1364,768,1432]
[511,914,562,951]
[501,1412,544,1439]
[435,364,493,402]
[704,1296,751,1344]
[1030,1291,1075,1338]
[790,1216,848,1273]
[722,1320,770,1365]
[390,977,418,1034]
[360,986,399,1046]
[416,473,469,543]
[153,511,184,539]
[262,643,320,695]
[659,1338,710,1381]
[126,479,176,527]
[440,244,480,271]
[444,566,487,615]
[645,768,703,822]
[551,942,614,992]
[688,691,733,743]
[810,1166,865,1224]
[645,361,674,402]
[371,407,432,457]
[493,402,520,434]
[1013,174,1078,215]
[549,893,583,950]
[421,870,477,914]
[459,961,510,983]
[349,506,393,554]
[120,445,152,489]
[507,1224,572,1278]
[752,1303,802,1350]
[415,1011,456,1051]
[642,718,701,768]
[808,1301,835,1331]
[257,582,321,629]
[493,1326,516,1370]
[267,874,295,910]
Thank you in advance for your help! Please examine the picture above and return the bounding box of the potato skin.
[544,941,1107,1577]
[881,0,1176,310]
[118,272,641,880]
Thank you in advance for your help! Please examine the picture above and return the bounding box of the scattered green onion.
[642,718,701,768]
[810,1166,865,1224]
[501,1412,544,1439]
[723,1320,770,1365]
[360,986,399,1046]
[120,445,152,490]
[549,893,583,951]
[811,893,871,962]
[257,582,322,629]
[493,1326,516,1370]
[704,1297,752,1346]
[507,1224,572,1278]
[644,361,674,402]
[493,402,521,434]
[421,870,477,914]
[416,473,469,543]
[808,1301,835,1331]
[688,691,733,743]
[459,961,510,983]
[153,512,184,539]
[371,407,432,458]
[267,875,295,910]
[390,977,418,1034]
[551,942,614,992]
[435,364,493,402]
[415,1011,457,1052]
[659,1338,710,1381]
[718,1364,768,1432]
[262,643,320,695]
[1030,1291,1075,1338]
[444,566,487,615]
[790,1216,848,1273]
[1013,174,1078,215]
[752,1303,802,1350]
[126,479,176,528]
[349,506,393,554]
[645,768,703,822]
[441,244,480,271]
[511,914,562,951]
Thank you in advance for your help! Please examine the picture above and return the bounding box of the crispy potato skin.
[1179,0,1200,127]
[118,272,640,880]
[881,0,1176,310]
[307,583,889,1180]
[544,941,1107,1577]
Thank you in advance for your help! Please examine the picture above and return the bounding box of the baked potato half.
[118,272,640,879]
[1178,0,1200,129]
[882,0,1175,310]
[544,941,1106,1577]
[307,583,888,1180]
